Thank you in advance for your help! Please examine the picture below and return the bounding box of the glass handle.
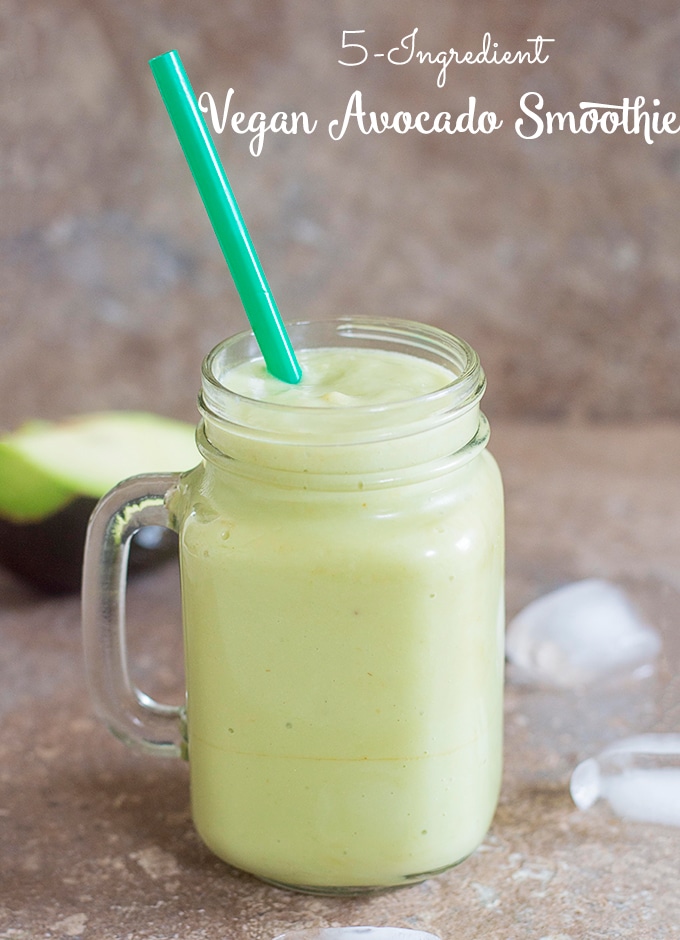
[82,472,185,759]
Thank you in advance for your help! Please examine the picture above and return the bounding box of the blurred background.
[2,0,680,428]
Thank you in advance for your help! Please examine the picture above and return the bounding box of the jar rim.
[200,316,485,421]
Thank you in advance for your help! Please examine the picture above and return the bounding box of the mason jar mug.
[82,316,505,894]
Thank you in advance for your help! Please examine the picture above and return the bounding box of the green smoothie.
[177,342,504,890]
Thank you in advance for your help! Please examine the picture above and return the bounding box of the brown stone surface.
[1,422,680,939]
[3,1,680,429]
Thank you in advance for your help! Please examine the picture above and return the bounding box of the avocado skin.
[0,496,178,594]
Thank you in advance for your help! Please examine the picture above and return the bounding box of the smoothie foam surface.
[221,347,456,407]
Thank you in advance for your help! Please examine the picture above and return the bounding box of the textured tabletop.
[1,421,679,940]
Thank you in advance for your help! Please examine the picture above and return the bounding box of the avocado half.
[0,412,198,594]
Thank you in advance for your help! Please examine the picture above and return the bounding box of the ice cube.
[570,733,680,827]
[506,579,661,687]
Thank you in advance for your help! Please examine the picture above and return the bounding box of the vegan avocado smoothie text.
[197,27,680,154]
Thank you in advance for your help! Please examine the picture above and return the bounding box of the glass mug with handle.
[82,316,505,894]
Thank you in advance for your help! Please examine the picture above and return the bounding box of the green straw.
[149,50,301,384]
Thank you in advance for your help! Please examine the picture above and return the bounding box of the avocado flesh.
[0,412,198,523]
[0,412,197,593]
